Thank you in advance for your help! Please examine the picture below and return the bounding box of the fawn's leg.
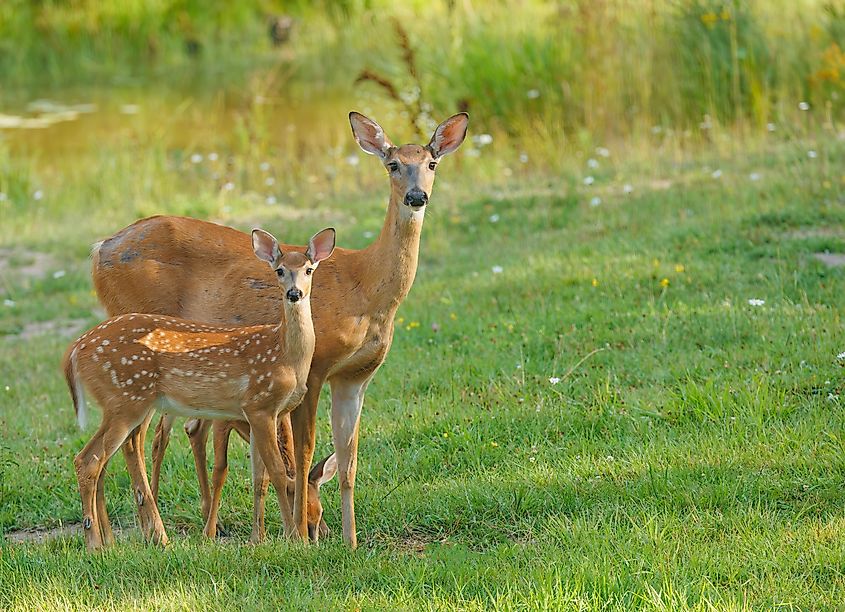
[95,461,114,546]
[150,413,174,502]
[75,415,140,551]
[247,424,270,544]
[122,410,167,546]
[203,421,233,539]
[290,380,323,541]
[247,411,298,539]
[185,419,212,520]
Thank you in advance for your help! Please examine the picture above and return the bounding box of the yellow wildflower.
[660,278,670,288]
[449,312,457,321]
[675,264,685,273]
[701,12,718,27]
[491,441,498,447]
[591,278,599,287]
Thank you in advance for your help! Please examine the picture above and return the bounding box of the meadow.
[2,0,845,609]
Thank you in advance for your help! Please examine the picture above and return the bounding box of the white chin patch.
[400,204,426,222]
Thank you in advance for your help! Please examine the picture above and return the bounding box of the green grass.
[2,112,845,608]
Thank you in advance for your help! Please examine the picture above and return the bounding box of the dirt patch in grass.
[4,523,87,544]
[11,318,89,340]
[0,248,57,280]
[812,253,845,268]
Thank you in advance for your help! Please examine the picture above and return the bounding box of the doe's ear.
[308,453,338,489]
[427,112,469,158]
[306,227,336,264]
[349,111,394,158]
[252,229,282,266]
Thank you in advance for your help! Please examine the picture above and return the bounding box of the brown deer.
[91,111,469,547]
[64,227,335,550]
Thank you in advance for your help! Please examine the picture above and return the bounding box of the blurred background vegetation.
[0,0,843,247]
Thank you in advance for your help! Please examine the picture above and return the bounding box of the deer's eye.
[428,161,437,171]
[276,268,284,277]
[387,162,399,173]
[305,268,314,276]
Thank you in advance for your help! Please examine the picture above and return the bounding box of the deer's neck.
[276,300,315,374]
[361,197,424,311]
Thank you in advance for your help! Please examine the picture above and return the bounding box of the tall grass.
[2,1,844,142]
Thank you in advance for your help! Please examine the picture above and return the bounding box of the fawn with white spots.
[92,111,469,547]
[63,227,335,550]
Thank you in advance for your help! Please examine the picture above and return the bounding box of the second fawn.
[63,227,335,550]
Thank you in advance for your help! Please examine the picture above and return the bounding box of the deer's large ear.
[252,229,282,266]
[427,112,469,158]
[306,227,336,264]
[349,112,394,158]
[309,453,338,489]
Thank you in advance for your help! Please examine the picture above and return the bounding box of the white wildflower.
[3,299,14,307]
[265,196,277,205]
[346,155,359,166]
[489,214,500,223]
[473,134,493,147]
[208,152,219,162]
[583,176,595,186]
[549,377,561,385]
[491,265,504,274]
[767,123,776,132]
[596,147,610,158]
[526,89,540,99]
[265,177,275,186]
[807,150,817,159]
[33,190,43,200]
[749,172,761,181]
[711,169,722,179]
[52,270,66,279]
[747,298,765,306]
[623,184,633,194]
[587,158,599,169]
[519,152,529,164]
[799,101,810,111]
[590,197,601,207]
[190,153,203,164]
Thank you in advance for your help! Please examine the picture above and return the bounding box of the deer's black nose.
[286,288,302,302]
[404,189,428,207]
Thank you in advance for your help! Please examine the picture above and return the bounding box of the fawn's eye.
[276,268,284,277]
[305,268,314,276]
[387,162,399,172]
[428,161,437,171]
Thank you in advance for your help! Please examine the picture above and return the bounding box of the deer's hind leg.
[122,409,167,546]
[75,407,149,551]
[203,421,235,539]
[150,413,174,502]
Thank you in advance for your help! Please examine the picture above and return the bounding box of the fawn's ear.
[306,227,336,264]
[309,453,338,489]
[427,112,469,158]
[252,229,282,266]
[349,112,394,158]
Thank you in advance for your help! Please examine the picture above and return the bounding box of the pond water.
[0,70,364,162]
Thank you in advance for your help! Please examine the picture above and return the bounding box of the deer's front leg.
[330,377,369,549]
[290,381,322,541]
[247,411,298,539]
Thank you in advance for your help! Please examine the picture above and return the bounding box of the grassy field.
[2,109,845,608]
[2,1,845,608]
